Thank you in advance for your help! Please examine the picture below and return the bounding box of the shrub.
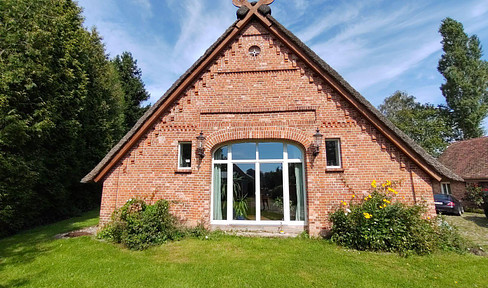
[98,199,185,250]
[464,183,484,208]
[330,180,466,256]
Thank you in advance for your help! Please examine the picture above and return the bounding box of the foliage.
[438,18,488,139]
[379,91,455,156]
[0,0,148,236]
[111,52,150,130]
[330,180,467,256]
[98,199,185,250]
[464,183,484,208]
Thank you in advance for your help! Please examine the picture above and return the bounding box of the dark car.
[434,194,464,216]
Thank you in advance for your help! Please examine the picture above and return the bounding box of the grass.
[1,211,488,288]
[445,212,488,250]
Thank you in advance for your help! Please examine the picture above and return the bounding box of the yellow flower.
[363,212,372,219]
[386,180,391,186]
[382,199,391,204]
[341,201,347,206]
[352,195,356,198]
[371,180,377,188]
[369,195,372,199]
[427,216,431,220]
[388,187,398,195]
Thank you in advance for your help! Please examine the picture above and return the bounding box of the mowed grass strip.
[445,212,488,250]
[1,211,487,288]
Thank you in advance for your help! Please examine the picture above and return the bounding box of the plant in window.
[232,172,248,219]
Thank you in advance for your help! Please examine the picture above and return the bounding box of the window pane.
[213,164,227,220]
[214,146,228,160]
[442,183,452,195]
[233,163,256,220]
[179,143,191,168]
[289,163,305,221]
[326,140,339,167]
[232,143,256,160]
[260,163,283,221]
[287,144,302,159]
[258,142,283,159]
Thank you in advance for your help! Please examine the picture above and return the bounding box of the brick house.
[82,0,462,235]
[438,136,488,200]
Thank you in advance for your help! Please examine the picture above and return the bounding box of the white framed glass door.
[212,141,306,225]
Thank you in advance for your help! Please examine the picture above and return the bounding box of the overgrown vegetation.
[0,0,149,236]
[98,199,206,250]
[330,180,467,256]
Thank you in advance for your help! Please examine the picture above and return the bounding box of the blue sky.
[77,0,488,131]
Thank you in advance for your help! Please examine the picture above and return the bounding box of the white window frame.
[325,139,342,168]
[210,141,307,226]
[441,182,452,195]
[178,142,192,169]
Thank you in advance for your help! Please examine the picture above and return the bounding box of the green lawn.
[1,211,488,288]
[445,212,488,251]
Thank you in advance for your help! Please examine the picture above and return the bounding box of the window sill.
[325,167,344,173]
[175,168,192,174]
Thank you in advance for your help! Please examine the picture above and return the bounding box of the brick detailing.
[98,21,436,235]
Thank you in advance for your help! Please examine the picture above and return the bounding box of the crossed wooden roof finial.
[232,0,275,8]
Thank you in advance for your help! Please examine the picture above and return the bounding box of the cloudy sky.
[77,0,488,130]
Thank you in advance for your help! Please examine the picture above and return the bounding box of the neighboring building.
[439,136,488,199]
[82,1,462,236]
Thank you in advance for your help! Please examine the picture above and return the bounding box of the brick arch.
[205,126,312,153]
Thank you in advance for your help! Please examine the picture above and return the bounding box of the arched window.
[212,142,306,224]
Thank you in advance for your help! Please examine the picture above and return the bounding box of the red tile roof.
[439,137,488,180]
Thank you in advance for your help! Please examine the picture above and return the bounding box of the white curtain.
[295,164,304,221]
[213,165,222,220]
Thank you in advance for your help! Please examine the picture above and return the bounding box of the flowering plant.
[329,180,439,255]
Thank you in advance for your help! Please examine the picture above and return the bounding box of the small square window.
[325,139,341,168]
[178,142,192,169]
[441,182,451,195]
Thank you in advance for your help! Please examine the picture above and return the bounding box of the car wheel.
[455,207,462,216]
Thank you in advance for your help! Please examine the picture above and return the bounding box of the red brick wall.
[432,180,466,198]
[99,21,436,235]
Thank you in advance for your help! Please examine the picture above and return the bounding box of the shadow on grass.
[0,210,99,272]
[0,277,31,287]
[462,215,488,229]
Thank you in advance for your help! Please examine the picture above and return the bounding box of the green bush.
[98,199,185,250]
[464,184,484,208]
[330,180,466,256]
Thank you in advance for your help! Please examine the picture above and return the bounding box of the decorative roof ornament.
[232,0,274,7]
[234,0,274,19]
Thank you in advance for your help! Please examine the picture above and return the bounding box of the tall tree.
[0,0,125,235]
[112,52,150,130]
[438,18,488,139]
[379,91,455,157]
